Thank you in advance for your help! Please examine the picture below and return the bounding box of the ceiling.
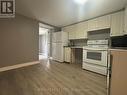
[16,0,127,27]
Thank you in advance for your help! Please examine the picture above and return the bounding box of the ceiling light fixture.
[74,0,88,5]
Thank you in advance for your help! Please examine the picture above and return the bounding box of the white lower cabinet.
[110,11,124,36]
[64,47,71,63]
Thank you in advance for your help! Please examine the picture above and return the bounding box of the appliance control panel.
[87,40,108,45]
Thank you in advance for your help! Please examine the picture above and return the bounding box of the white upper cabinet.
[75,21,88,39]
[124,6,127,35]
[88,15,111,31]
[110,11,124,36]
[68,31,76,40]
[63,21,88,40]
[63,25,76,40]
[88,18,98,31]
[97,15,111,29]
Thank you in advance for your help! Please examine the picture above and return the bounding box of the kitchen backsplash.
[70,39,87,46]
[69,28,110,46]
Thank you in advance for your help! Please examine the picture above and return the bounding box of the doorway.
[39,27,49,60]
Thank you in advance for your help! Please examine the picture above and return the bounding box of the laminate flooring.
[0,59,107,95]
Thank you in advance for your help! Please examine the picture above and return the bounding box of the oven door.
[83,49,107,67]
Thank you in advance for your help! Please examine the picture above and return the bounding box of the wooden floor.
[0,59,107,95]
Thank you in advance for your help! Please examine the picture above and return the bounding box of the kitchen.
[0,0,127,95]
[51,6,127,95]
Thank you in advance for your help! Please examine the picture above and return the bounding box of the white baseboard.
[0,61,40,72]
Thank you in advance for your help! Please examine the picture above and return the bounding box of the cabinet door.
[88,18,98,31]
[64,47,71,62]
[110,11,124,36]
[97,15,111,30]
[88,15,111,31]
[67,25,76,40]
[64,47,68,62]
[68,31,76,40]
[67,48,71,62]
[75,21,88,39]
[63,25,76,40]
[110,51,127,95]
[124,6,127,34]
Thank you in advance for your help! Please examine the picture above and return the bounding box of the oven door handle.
[84,50,107,52]
[83,49,107,51]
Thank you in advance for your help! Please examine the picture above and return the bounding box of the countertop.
[109,47,127,51]
[64,46,127,51]
[64,46,85,48]
[109,48,127,51]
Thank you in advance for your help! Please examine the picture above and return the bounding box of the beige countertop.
[64,46,127,51]
[64,46,85,48]
[70,46,84,49]
[109,48,127,52]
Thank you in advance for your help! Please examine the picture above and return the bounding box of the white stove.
[82,40,109,75]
